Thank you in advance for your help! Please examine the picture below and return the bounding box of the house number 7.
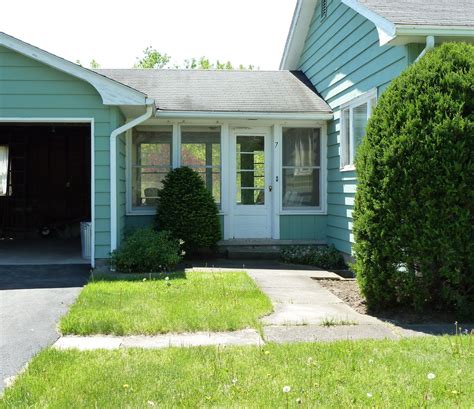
[274,141,279,148]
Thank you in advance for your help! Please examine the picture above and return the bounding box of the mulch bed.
[317,279,457,325]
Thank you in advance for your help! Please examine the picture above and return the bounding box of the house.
[280,0,474,256]
[0,0,473,266]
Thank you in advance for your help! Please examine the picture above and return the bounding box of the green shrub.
[155,167,221,253]
[280,245,347,270]
[353,43,474,317]
[110,228,182,273]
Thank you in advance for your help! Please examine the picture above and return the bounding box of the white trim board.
[279,0,318,70]
[156,111,333,121]
[0,117,96,268]
[341,0,396,45]
[0,32,153,106]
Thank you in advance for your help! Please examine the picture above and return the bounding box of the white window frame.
[126,125,174,215]
[126,123,223,215]
[277,123,327,215]
[340,89,377,171]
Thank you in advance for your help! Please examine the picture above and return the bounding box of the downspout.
[110,102,155,252]
[415,35,435,62]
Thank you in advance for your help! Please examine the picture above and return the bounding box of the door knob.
[269,185,272,192]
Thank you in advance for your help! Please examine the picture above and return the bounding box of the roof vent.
[321,0,328,19]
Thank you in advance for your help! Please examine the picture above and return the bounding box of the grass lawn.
[1,337,472,408]
[59,271,272,335]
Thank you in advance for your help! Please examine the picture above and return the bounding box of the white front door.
[230,131,272,238]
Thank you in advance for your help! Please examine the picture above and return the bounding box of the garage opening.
[0,123,91,265]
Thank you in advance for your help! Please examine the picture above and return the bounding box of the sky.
[0,0,297,70]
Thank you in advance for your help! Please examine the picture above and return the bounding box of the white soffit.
[280,0,318,70]
[341,0,396,45]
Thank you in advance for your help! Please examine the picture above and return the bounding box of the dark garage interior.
[0,123,91,264]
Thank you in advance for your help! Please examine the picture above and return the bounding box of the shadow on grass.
[90,269,187,283]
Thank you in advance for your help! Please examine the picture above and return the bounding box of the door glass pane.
[236,135,265,205]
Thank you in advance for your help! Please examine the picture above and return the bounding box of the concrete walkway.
[247,268,379,326]
[54,329,263,351]
[50,263,471,352]
[245,267,398,342]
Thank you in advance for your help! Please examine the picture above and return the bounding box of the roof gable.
[0,32,152,106]
[281,0,474,69]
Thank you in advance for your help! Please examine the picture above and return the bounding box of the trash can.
[80,221,92,259]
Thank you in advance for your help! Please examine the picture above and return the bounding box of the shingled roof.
[355,0,474,27]
[96,69,331,114]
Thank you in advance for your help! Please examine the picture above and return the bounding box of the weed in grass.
[320,317,357,327]
[449,322,473,358]
[282,385,291,409]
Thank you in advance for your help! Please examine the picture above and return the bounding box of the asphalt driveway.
[0,265,90,391]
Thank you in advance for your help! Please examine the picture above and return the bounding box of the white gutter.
[415,35,435,62]
[155,111,334,121]
[110,103,154,252]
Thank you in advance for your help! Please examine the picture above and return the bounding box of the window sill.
[340,165,356,172]
[279,210,327,216]
[127,210,226,216]
[126,210,156,216]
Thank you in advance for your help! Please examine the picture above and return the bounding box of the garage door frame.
[0,117,95,267]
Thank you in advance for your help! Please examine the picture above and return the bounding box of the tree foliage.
[134,46,255,70]
[89,59,100,69]
[134,47,171,69]
[353,42,474,317]
[155,167,221,253]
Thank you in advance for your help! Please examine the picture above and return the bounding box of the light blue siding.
[297,0,412,255]
[280,215,327,240]
[125,215,155,232]
[0,46,120,259]
[125,215,225,239]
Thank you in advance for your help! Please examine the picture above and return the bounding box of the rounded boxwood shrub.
[155,166,221,253]
[353,43,474,317]
[110,228,182,273]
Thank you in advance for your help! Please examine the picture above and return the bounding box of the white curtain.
[0,146,9,196]
[294,133,313,175]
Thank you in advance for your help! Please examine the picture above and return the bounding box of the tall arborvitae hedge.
[353,43,474,317]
